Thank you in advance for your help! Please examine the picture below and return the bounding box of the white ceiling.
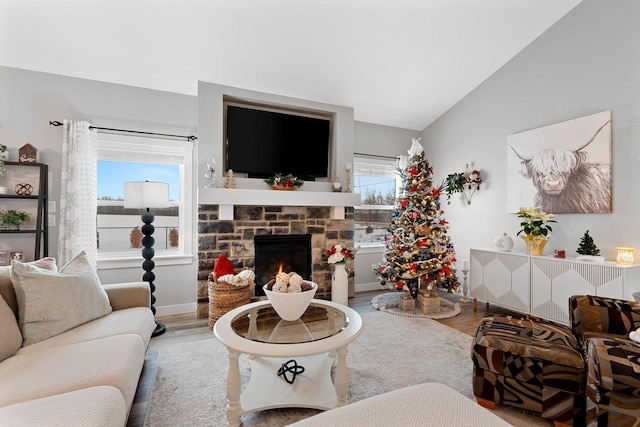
[0,0,582,131]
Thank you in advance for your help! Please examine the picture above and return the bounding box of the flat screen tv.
[225,104,331,180]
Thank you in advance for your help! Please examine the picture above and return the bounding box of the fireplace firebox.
[254,234,312,296]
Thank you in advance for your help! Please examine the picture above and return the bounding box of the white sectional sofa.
[0,254,156,426]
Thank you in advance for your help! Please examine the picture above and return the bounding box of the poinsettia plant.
[325,244,356,264]
[517,206,556,237]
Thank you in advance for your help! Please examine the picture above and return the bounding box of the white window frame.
[95,133,194,270]
[353,155,402,247]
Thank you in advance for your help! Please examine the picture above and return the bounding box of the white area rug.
[144,311,551,427]
[371,291,461,319]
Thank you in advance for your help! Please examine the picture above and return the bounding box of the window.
[96,133,194,268]
[353,156,401,245]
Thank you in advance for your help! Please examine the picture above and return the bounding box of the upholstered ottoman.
[585,337,640,425]
[472,315,586,426]
[286,382,512,426]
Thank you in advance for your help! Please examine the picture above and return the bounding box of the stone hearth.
[196,204,354,318]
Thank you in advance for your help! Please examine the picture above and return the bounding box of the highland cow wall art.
[507,111,612,214]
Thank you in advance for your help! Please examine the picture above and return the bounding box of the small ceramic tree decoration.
[577,230,600,256]
[225,169,236,189]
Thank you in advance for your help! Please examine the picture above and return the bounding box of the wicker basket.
[208,276,251,330]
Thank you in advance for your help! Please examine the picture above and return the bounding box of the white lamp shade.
[124,181,170,209]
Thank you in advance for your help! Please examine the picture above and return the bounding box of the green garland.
[264,173,304,188]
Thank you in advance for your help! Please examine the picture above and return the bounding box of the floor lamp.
[124,181,170,337]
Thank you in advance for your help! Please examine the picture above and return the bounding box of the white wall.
[0,66,199,315]
[422,0,640,266]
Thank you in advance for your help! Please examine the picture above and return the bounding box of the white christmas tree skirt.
[371,292,460,319]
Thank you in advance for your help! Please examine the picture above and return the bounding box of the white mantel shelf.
[198,188,361,220]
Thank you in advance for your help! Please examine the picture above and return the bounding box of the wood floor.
[126,289,521,427]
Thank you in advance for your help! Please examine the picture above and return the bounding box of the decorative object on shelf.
[0,209,31,231]
[332,175,342,192]
[124,180,170,337]
[0,187,6,195]
[224,169,235,189]
[516,206,556,255]
[441,163,482,205]
[616,247,634,265]
[553,249,566,258]
[264,173,304,191]
[576,230,605,262]
[493,232,514,252]
[14,183,34,196]
[263,278,318,321]
[277,359,305,384]
[204,156,216,188]
[345,162,352,193]
[18,143,37,163]
[0,144,7,177]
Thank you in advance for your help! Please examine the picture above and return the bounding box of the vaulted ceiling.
[0,0,582,130]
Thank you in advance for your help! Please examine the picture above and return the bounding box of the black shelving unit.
[0,161,48,259]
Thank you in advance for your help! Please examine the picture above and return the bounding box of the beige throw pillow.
[0,257,57,320]
[11,251,112,346]
[0,295,22,361]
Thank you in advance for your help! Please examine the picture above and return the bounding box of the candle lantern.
[616,247,635,265]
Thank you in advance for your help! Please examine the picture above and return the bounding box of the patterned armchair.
[569,295,640,426]
[472,295,640,427]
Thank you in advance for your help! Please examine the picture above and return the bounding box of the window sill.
[97,253,194,270]
[353,243,384,253]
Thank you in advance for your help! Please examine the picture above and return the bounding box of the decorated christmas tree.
[373,138,459,298]
[576,230,600,256]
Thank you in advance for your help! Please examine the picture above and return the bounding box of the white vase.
[331,263,348,305]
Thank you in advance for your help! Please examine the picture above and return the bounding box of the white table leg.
[334,347,349,407]
[225,348,242,427]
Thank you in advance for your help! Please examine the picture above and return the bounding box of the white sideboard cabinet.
[470,248,640,325]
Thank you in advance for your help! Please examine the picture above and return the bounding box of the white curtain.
[58,120,98,267]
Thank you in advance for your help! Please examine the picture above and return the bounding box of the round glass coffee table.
[214,299,364,427]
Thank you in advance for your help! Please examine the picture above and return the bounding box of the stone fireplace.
[196,204,354,318]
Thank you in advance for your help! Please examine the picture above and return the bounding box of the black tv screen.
[225,105,331,180]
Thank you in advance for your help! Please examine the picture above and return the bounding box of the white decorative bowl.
[263,281,318,321]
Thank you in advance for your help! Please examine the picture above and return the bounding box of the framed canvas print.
[0,251,8,266]
[506,111,612,213]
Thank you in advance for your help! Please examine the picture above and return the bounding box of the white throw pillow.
[11,251,112,346]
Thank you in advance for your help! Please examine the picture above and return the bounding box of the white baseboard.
[155,303,196,317]
[355,281,383,293]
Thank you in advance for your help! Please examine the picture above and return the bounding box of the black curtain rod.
[49,121,197,141]
[353,152,399,160]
